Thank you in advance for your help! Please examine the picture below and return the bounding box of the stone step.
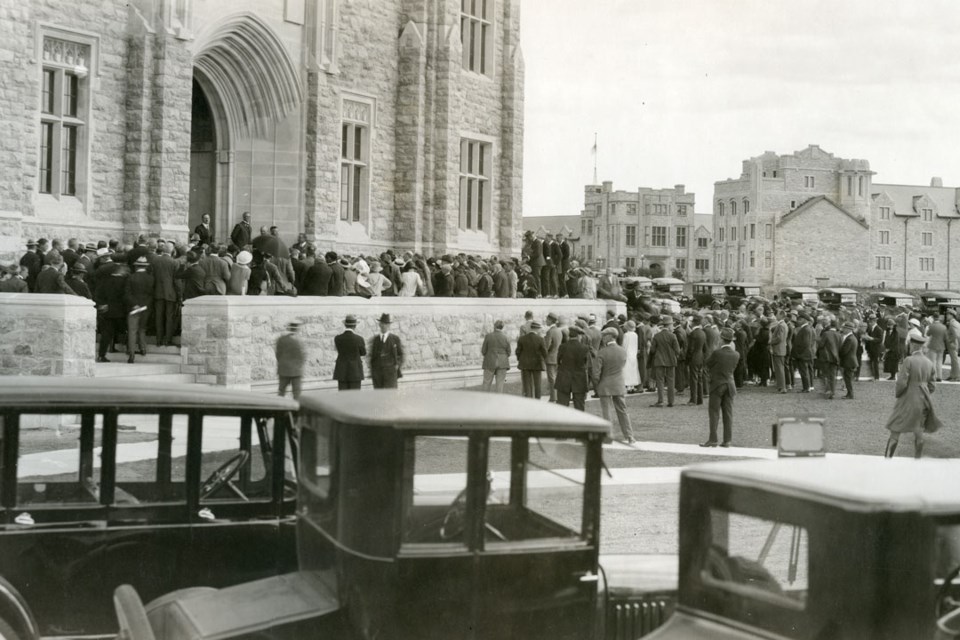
[94,361,183,377]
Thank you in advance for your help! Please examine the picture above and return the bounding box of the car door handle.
[576,571,599,583]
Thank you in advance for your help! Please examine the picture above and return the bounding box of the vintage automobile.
[691,283,726,309]
[0,377,299,639]
[919,290,960,315]
[115,390,677,640]
[779,286,820,307]
[817,287,859,310]
[646,456,960,640]
[621,276,655,293]
[871,291,921,315]
[652,277,685,296]
[723,282,764,309]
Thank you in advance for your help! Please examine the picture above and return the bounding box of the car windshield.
[701,509,809,610]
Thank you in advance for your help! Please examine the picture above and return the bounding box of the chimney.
[931,177,943,188]
[602,181,613,193]
[674,184,685,194]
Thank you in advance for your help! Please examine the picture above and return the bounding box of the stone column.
[498,0,524,258]
[0,293,96,377]
[395,19,428,252]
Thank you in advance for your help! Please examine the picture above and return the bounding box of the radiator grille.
[606,596,673,640]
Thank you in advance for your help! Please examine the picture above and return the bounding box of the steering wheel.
[200,451,250,500]
[937,564,960,636]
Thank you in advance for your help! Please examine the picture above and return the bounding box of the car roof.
[727,282,762,288]
[684,458,960,515]
[780,286,818,293]
[878,292,914,299]
[653,277,684,284]
[298,389,611,433]
[820,287,858,294]
[695,282,724,287]
[921,291,960,298]
[0,377,299,412]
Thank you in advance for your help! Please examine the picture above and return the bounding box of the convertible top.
[685,458,960,515]
[299,389,610,433]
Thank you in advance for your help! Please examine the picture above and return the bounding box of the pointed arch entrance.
[188,12,304,244]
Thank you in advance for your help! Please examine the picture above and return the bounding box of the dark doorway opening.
[189,78,217,241]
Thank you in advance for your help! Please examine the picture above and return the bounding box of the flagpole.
[592,132,598,185]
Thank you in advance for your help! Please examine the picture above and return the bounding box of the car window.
[403,435,469,545]
[485,436,585,545]
[935,523,960,579]
[199,415,271,503]
[702,509,809,610]
[113,413,187,506]
[17,413,102,507]
[300,420,331,501]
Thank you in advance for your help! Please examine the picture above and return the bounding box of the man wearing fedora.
[594,327,635,444]
[124,256,154,363]
[839,321,860,399]
[649,315,680,407]
[276,320,306,399]
[516,320,547,399]
[19,239,42,291]
[481,319,512,393]
[334,314,366,390]
[701,327,740,448]
[370,313,404,388]
[543,312,563,401]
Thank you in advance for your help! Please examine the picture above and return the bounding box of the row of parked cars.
[1,379,960,639]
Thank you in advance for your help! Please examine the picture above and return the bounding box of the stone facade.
[713,144,960,290]
[580,181,709,277]
[181,297,625,390]
[0,293,96,377]
[1,0,524,261]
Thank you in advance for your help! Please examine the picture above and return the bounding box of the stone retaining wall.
[181,297,626,390]
[0,293,96,377]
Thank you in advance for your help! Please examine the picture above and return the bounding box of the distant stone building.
[580,181,711,278]
[0,0,524,261]
[521,215,581,258]
[713,145,960,290]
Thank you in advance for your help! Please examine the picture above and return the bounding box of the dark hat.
[84,243,97,252]
[601,327,619,338]
[720,327,735,342]
[25,239,37,247]
[909,333,926,345]
[567,325,582,337]
[344,314,358,328]
[70,263,87,274]
[842,322,855,331]
[287,320,302,330]
[378,313,392,324]
[529,321,542,330]
[546,312,558,323]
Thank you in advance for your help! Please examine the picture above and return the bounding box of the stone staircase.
[92,341,210,385]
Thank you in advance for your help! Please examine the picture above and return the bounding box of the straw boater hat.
[344,314,358,328]
[720,327,736,342]
[236,251,252,266]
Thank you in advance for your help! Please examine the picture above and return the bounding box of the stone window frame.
[718,227,725,242]
[697,236,708,249]
[625,225,637,247]
[742,198,750,214]
[765,251,772,268]
[879,230,890,245]
[595,204,601,216]
[586,219,594,235]
[730,226,737,242]
[460,0,495,78]
[610,203,617,215]
[35,24,100,213]
[804,175,815,189]
[338,92,377,230]
[879,206,891,220]
[717,201,725,216]
[651,226,668,247]
[750,223,755,240]
[730,200,737,216]
[765,223,772,239]
[921,208,934,222]
[626,203,637,215]
[919,257,935,272]
[677,204,688,216]
[876,256,892,271]
[676,257,686,271]
[749,251,755,267]
[921,232,933,247]
[458,133,495,234]
[675,226,687,248]
[625,256,635,268]
[695,258,709,272]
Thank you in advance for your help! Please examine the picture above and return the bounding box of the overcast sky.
[520,0,960,217]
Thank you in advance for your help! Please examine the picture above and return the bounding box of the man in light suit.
[480,320,512,393]
[275,320,306,399]
[370,313,403,389]
[555,326,591,410]
[769,312,788,393]
[543,312,563,401]
[649,316,681,408]
[593,328,635,444]
[333,314,366,390]
[701,327,740,448]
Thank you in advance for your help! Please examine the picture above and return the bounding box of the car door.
[185,411,296,588]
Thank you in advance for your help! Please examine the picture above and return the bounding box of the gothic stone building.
[0,0,524,261]
[581,181,712,278]
[713,145,960,290]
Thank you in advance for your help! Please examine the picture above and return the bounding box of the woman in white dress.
[622,320,641,392]
[398,261,424,297]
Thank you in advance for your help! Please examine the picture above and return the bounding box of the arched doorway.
[189,78,217,239]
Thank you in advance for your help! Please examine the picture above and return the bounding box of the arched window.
[743,199,750,214]
[718,201,725,216]
[730,200,737,216]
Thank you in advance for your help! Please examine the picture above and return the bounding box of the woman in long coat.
[621,320,641,392]
[749,319,771,386]
[884,335,944,458]
[882,316,903,380]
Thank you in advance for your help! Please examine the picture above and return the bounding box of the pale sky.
[520,0,960,216]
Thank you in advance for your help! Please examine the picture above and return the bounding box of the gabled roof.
[778,195,868,229]
[521,215,581,239]
[873,183,960,219]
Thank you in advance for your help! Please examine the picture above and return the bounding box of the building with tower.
[0,0,524,261]
[712,144,960,290]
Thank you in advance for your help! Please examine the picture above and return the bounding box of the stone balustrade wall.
[0,293,96,377]
[181,297,626,390]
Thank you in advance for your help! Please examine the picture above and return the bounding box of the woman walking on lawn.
[883,333,944,458]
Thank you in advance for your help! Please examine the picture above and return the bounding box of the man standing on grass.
[593,328,635,444]
[480,320,512,393]
[516,320,547,399]
[333,314,366,391]
[276,321,306,399]
[700,327,740,448]
[543,312,563,401]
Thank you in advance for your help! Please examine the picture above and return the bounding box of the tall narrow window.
[879,206,891,220]
[750,223,755,239]
[676,226,687,248]
[879,230,890,245]
[461,0,494,76]
[651,226,667,247]
[459,138,491,231]
[743,199,750,214]
[922,208,933,222]
[625,225,637,247]
[39,36,90,198]
[847,176,853,196]
[765,224,772,239]
[730,201,737,216]
[858,176,864,196]
[340,122,368,222]
[718,201,725,216]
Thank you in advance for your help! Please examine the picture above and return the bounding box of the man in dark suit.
[649,316,681,407]
[176,251,207,301]
[543,312,563,401]
[65,263,92,299]
[540,233,557,298]
[516,320,547,399]
[555,326,591,410]
[863,314,884,381]
[95,263,129,363]
[124,256,154,363]
[230,211,253,249]
[838,322,860,399]
[61,238,80,269]
[791,312,816,392]
[275,321,306,399]
[556,233,570,295]
[685,316,707,405]
[194,213,213,246]
[817,321,842,399]
[19,239,41,291]
[333,314,366,390]
[523,231,544,297]
[370,313,404,388]
[152,244,180,347]
[36,255,76,294]
[302,255,333,295]
[326,252,345,297]
[701,327,740,447]
[480,320,512,392]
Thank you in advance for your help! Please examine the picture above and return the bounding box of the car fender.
[0,575,40,640]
